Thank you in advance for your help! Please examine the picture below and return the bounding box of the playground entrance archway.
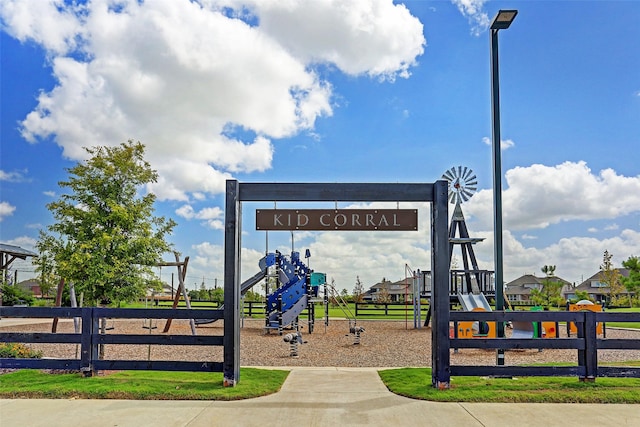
[223,180,451,387]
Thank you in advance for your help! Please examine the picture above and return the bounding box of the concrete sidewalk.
[1,367,638,427]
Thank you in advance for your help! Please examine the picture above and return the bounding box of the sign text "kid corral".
[255,209,418,231]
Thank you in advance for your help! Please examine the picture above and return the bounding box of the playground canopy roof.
[1,243,38,272]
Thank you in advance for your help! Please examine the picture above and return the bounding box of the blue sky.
[1,0,639,292]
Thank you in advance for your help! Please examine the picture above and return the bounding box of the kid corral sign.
[255,209,418,231]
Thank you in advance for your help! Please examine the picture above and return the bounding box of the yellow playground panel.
[454,307,497,339]
[569,301,603,335]
[540,321,558,338]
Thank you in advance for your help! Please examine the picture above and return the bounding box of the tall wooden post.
[223,180,241,386]
[431,180,451,388]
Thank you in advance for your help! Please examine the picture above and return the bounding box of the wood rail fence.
[446,310,640,380]
[0,306,223,375]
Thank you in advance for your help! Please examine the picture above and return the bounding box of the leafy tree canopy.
[600,250,625,305]
[36,141,176,306]
[530,265,564,308]
[621,256,640,305]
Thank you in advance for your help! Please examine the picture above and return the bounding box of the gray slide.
[195,268,267,325]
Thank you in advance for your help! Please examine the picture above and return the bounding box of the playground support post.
[223,180,241,386]
[431,180,450,388]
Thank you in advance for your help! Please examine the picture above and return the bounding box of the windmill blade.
[463,167,473,180]
[457,166,463,179]
[461,188,474,202]
[442,168,455,182]
[448,191,457,204]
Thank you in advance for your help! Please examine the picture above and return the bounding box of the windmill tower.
[442,166,494,297]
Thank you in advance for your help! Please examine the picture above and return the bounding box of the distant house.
[505,274,572,303]
[567,268,630,303]
[16,279,42,297]
[365,278,415,302]
[146,283,176,300]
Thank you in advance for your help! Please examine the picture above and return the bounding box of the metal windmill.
[442,165,477,205]
[442,166,492,296]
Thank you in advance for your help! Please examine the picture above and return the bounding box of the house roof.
[506,274,571,287]
[506,274,542,287]
[573,268,630,294]
[505,285,533,296]
[505,274,572,296]
[368,278,413,295]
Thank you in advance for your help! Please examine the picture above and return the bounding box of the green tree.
[376,288,392,304]
[621,256,640,306]
[36,141,176,306]
[33,253,57,297]
[573,290,593,303]
[530,265,564,308]
[600,250,625,306]
[244,289,263,302]
[352,276,365,303]
[0,281,35,306]
[210,287,224,303]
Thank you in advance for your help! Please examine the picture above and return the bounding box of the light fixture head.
[490,9,518,30]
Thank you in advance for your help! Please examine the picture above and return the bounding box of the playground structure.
[568,300,604,336]
[454,293,496,339]
[195,249,326,340]
[263,250,324,335]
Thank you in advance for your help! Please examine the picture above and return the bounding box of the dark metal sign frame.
[223,180,450,387]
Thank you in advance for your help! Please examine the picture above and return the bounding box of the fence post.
[80,307,97,377]
[582,310,598,381]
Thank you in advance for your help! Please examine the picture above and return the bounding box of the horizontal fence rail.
[0,306,224,375]
[157,301,265,317]
[355,302,430,316]
[448,310,640,380]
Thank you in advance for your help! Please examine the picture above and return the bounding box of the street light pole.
[490,9,517,366]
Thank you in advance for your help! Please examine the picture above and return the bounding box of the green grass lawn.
[379,367,640,403]
[605,307,640,329]
[3,366,639,402]
[0,368,288,400]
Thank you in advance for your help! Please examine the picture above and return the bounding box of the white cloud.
[2,0,425,201]
[43,191,56,197]
[466,161,640,230]
[604,223,619,231]
[239,0,425,80]
[588,227,598,233]
[176,204,224,229]
[482,136,515,151]
[0,0,85,55]
[0,201,16,221]
[450,0,489,36]
[190,241,264,288]
[0,169,28,182]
